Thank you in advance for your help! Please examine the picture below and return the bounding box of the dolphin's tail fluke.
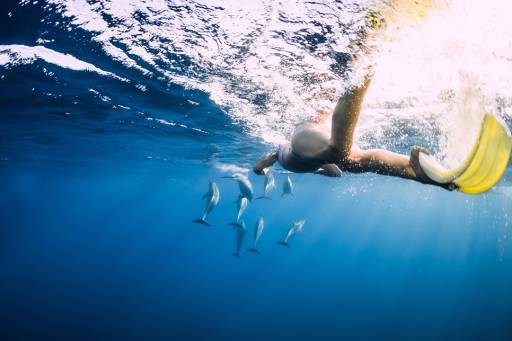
[232,252,241,258]
[277,241,290,247]
[228,222,244,228]
[191,218,210,226]
[256,195,271,200]
[247,248,260,254]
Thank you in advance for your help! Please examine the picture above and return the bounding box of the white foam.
[36,38,53,44]
[212,161,249,175]
[40,0,512,162]
[145,115,208,134]
[365,0,512,166]
[0,44,127,81]
[0,53,10,65]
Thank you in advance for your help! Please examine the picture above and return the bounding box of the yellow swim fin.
[417,114,512,194]
[371,0,435,29]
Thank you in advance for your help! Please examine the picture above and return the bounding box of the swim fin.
[373,0,434,28]
[412,113,512,194]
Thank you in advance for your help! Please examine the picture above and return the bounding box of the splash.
[365,0,512,166]
[37,0,512,164]
[211,161,249,176]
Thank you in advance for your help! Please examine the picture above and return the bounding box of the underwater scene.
[1,0,512,340]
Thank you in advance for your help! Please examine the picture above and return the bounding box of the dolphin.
[224,173,253,201]
[282,175,293,197]
[191,181,220,226]
[256,169,275,200]
[247,216,265,253]
[277,220,305,247]
[228,195,249,228]
[232,220,247,258]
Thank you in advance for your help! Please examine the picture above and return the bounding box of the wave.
[0,44,127,81]
[5,0,512,169]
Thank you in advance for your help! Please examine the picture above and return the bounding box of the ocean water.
[1,0,512,340]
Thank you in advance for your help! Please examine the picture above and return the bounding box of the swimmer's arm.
[330,73,373,155]
[253,151,278,175]
[315,164,342,177]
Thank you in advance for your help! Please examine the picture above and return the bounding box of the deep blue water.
[1,1,512,340]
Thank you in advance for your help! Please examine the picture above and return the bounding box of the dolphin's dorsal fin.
[202,192,208,200]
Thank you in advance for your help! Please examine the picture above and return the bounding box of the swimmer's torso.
[290,123,331,158]
[278,123,335,173]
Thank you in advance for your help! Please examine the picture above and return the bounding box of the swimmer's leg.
[344,148,456,190]
[343,148,417,180]
[330,75,373,156]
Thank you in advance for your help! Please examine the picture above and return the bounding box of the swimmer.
[253,2,511,193]
[253,67,450,189]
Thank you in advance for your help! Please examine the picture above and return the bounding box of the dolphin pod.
[282,175,293,197]
[191,181,220,226]
[224,173,254,201]
[277,220,305,247]
[256,169,275,200]
[236,196,248,223]
[228,195,248,228]
[232,220,247,258]
[247,216,265,253]
[193,169,304,256]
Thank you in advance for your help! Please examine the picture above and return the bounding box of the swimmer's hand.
[253,151,278,175]
[315,164,342,177]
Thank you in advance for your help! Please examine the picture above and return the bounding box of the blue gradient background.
[1,1,512,340]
